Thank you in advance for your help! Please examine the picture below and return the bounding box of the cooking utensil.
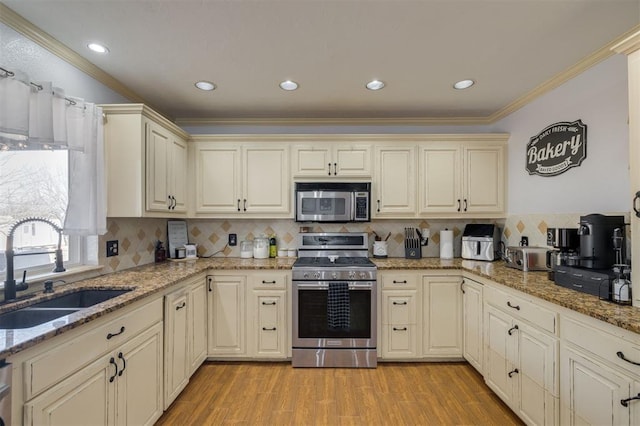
[384,232,391,241]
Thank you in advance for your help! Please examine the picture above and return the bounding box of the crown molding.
[0,3,147,104]
[612,30,640,55]
[189,133,509,143]
[100,104,189,139]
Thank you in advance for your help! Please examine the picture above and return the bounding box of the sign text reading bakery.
[526,120,587,177]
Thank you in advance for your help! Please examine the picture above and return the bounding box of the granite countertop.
[0,255,638,359]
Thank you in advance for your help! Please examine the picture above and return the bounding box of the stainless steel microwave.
[295,182,370,222]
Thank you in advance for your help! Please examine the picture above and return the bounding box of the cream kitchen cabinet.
[192,139,290,217]
[188,277,208,374]
[379,272,420,359]
[422,275,463,358]
[102,104,189,217]
[462,277,484,374]
[292,143,372,177]
[418,136,507,217]
[373,145,417,217]
[249,272,289,359]
[484,285,559,426]
[207,274,247,356]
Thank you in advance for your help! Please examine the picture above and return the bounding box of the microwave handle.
[351,192,356,221]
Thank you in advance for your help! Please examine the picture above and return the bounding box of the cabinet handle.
[106,326,125,340]
[237,199,241,212]
[457,199,461,212]
[463,199,468,211]
[393,327,408,331]
[117,352,126,377]
[392,280,407,284]
[617,351,640,366]
[507,301,520,311]
[167,195,172,209]
[460,281,465,294]
[328,163,332,176]
[508,368,519,378]
[262,327,277,331]
[208,277,212,292]
[109,357,118,383]
[634,191,640,218]
[508,325,519,335]
[262,301,277,305]
[243,199,247,211]
[621,393,640,407]
[172,195,177,209]
[393,301,408,305]
[176,301,186,310]
[377,200,380,213]
[262,280,276,284]
[333,162,337,175]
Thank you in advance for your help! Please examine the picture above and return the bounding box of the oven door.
[296,191,353,222]
[292,280,376,349]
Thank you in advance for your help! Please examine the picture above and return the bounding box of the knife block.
[404,245,421,259]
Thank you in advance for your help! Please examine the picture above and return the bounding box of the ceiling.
[3,1,640,123]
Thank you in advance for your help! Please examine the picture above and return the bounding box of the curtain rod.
[1,66,78,106]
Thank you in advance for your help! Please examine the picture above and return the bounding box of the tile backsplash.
[99,212,632,273]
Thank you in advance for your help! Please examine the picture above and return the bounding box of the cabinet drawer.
[382,291,417,325]
[25,297,162,399]
[251,272,288,289]
[562,315,640,376]
[485,286,557,334]
[380,273,418,289]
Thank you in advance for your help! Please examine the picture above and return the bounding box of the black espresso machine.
[552,214,628,301]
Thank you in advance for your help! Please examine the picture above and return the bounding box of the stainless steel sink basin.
[29,289,132,309]
[0,308,81,329]
[0,289,132,329]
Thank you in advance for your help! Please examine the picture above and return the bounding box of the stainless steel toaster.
[504,246,548,272]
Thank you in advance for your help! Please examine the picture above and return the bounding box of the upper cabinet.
[102,104,189,217]
[373,145,417,217]
[191,137,291,217]
[292,143,372,178]
[419,135,508,218]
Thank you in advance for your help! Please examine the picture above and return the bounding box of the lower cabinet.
[24,322,163,426]
[462,278,483,374]
[422,275,462,357]
[207,275,247,356]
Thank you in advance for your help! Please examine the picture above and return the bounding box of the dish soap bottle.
[269,236,277,258]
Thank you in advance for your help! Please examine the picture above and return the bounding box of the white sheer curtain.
[0,65,107,236]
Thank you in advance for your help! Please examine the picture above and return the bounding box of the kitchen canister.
[440,229,454,259]
[240,240,253,258]
[253,236,270,259]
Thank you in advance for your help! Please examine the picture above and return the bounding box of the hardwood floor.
[156,362,523,425]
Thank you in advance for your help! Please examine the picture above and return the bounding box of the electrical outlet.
[520,236,529,246]
[106,240,119,257]
[229,233,237,246]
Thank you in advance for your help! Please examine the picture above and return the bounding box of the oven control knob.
[332,272,338,279]
[303,273,309,279]
[348,271,356,279]
[359,272,367,279]
[314,272,320,279]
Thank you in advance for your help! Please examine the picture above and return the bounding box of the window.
[0,150,87,281]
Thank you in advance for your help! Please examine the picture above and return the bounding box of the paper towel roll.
[440,229,454,259]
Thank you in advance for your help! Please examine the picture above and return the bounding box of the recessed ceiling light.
[366,80,385,91]
[87,43,109,54]
[453,79,475,90]
[195,81,216,91]
[279,80,298,91]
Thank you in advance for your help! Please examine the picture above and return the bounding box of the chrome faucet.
[4,217,65,301]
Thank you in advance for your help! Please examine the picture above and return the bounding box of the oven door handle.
[295,282,374,290]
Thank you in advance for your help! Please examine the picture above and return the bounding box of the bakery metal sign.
[526,120,587,177]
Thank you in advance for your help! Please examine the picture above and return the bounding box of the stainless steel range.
[292,232,377,368]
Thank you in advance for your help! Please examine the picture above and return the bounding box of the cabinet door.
[484,305,516,406]
[334,144,372,177]
[24,357,113,426]
[292,145,332,177]
[560,345,631,426]
[374,146,416,217]
[462,279,483,373]
[516,322,558,426]
[116,323,163,426]
[145,121,171,212]
[169,137,188,213]
[463,145,505,214]
[164,291,189,408]
[243,145,290,214]
[422,276,463,357]
[189,280,208,374]
[208,275,247,356]
[419,144,462,214]
[252,291,287,358]
[194,144,242,213]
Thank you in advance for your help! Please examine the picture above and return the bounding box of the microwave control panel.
[354,192,369,220]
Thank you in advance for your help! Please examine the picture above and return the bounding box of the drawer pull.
[262,301,277,306]
[109,357,118,383]
[572,284,583,288]
[262,280,277,284]
[393,280,408,284]
[176,301,186,310]
[617,351,640,366]
[572,273,583,278]
[507,301,520,311]
[555,270,568,274]
[590,277,604,281]
[508,368,519,378]
[508,325,519,335]
[117,352,126,377]
[393,327,408,331]
[621,393,640,407]
[107,326,125,340]
[393,301,408,305]
[262,327,277,331]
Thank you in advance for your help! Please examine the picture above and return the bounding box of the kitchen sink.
[0,289,132,329]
